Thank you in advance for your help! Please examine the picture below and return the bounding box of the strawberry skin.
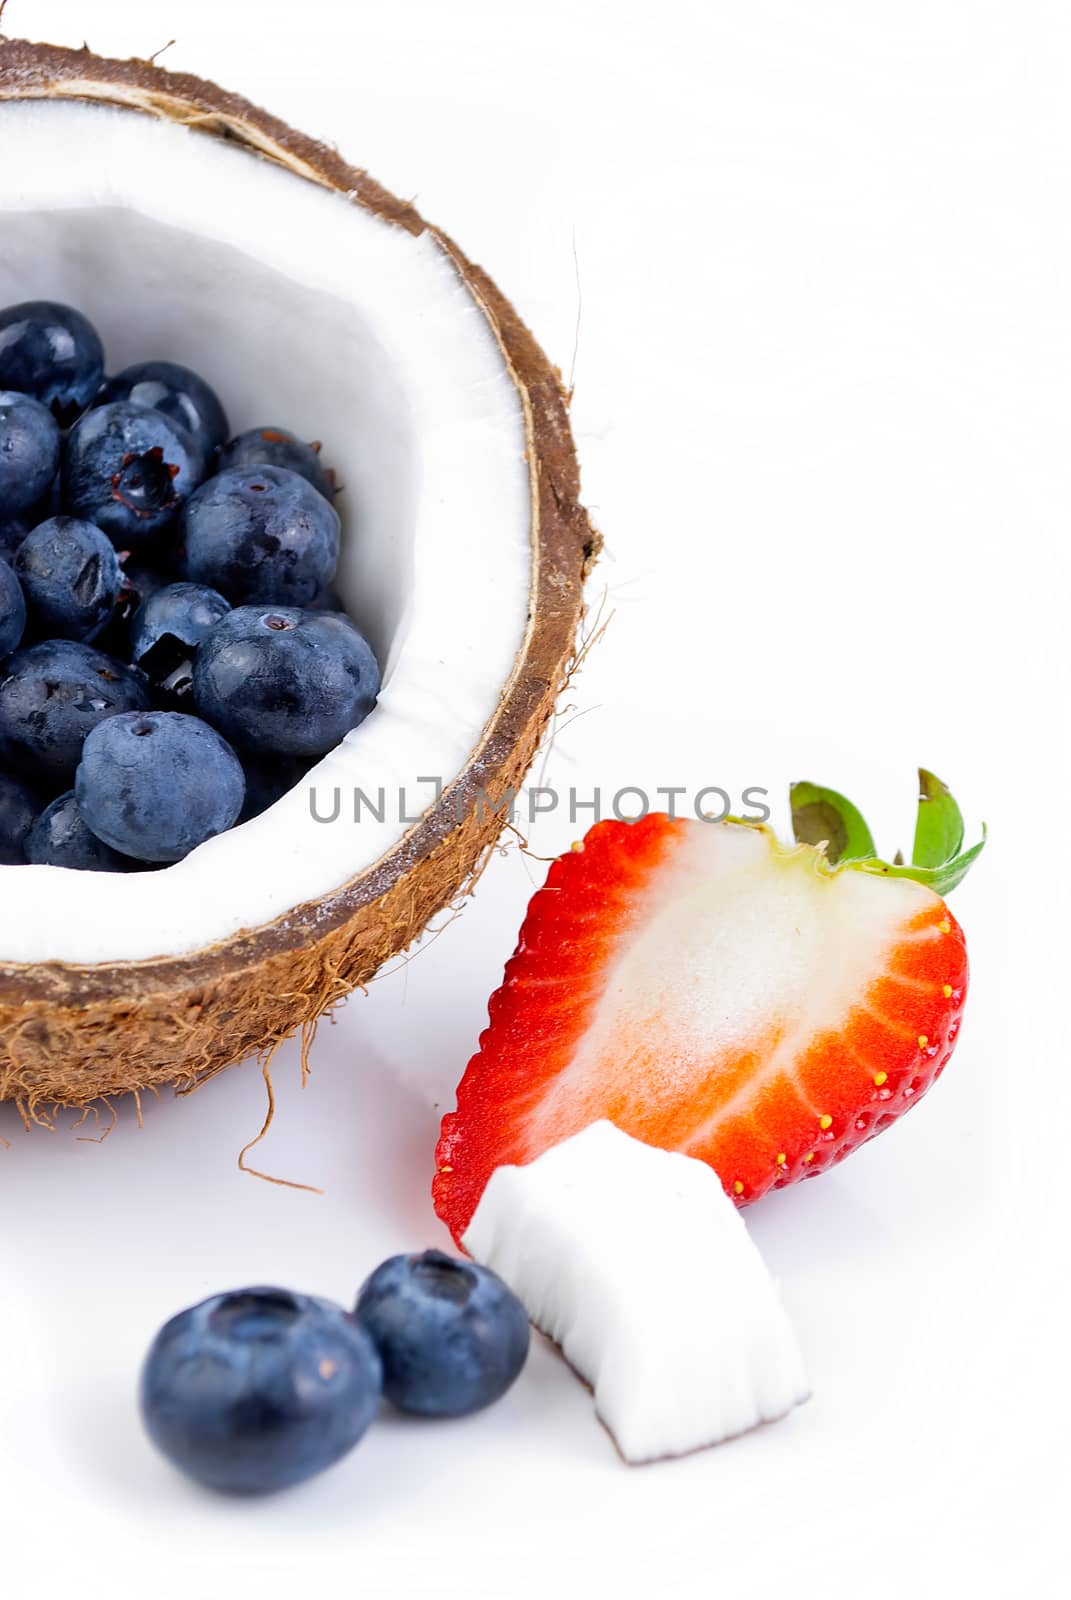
[434,814,969,1244]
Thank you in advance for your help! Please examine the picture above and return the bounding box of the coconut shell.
[0,40,598,1114]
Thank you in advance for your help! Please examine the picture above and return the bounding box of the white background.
[1,2,1067,1595]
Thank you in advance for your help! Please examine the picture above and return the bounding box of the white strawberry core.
[526,825,935,1157]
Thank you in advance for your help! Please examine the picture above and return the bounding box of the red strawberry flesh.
[434,814,969,1244]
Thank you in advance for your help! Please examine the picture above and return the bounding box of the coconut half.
[0,41,596,1111]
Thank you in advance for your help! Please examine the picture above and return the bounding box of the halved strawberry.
[434,772,982,1243]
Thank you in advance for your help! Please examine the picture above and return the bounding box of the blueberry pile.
[0,300,380,870]
[140,1251,530,1495]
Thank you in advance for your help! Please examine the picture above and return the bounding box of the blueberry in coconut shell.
[76,710,245,863]
[0,391,61,518]
[140,1287,382,1495]
[130,582,231,708]
[355,1250,530,1418]
[0,771,39,864]
[25,790,139,873]
[239,750,315,821]
[14,516,122,643]
[0,638,151,786]
[193,606,379,757]
[0,516,29,565]
[63,400,206,547]
[179,464,340,607]
[0,556,26,658]
[219,426,335,500]
[0,300,104,425]
[97,360,229,459]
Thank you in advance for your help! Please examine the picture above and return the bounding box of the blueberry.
[240,751,315,821]
[63,400,206,547]
[75,710,245,863]
[0,556,26,658]
[219,427,335,501]
[25,790,139,872]
[130,582,231,708]
[354,1250,530,1418]
[14,517,122,643]
[193,607,379,757]
[0,391,62,518]
[0,640,150,786]
[140,1287,382,1495]
[307,584,345,613]
[0,301,104,425]
[0,771,39,864]
[0,516,29,565]
[180,465,340,607]
[97,361,229,459]
[89,559,161,661]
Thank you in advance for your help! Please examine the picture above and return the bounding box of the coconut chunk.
[462,1121,810,1463]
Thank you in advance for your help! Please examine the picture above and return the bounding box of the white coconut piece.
[462,1121,810,1463]
[0,100,531,964]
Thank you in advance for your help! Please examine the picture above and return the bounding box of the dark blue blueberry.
[0,639,150,786]
[193,607,379,757]
[63,400,206,547]
[355,1250,530,1418]
[140,1287,382,1495]
[97,361,229,459]
[307,584,345,613]
[130,582,231,708]
[0,301,104,425]
[0,556,26,658]
[14,517,122,643]
[0,771,39,864]
[25,790,139,873]
[0,391,62,518]
[75,710,245,863]
[219,427,335,500]
[0,516,29,565]
[239,751,315,821]
[180,465,340,607]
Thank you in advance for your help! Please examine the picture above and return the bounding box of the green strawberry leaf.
[790,781,877,866]
[853,827,986,897]
[912,768,965,870]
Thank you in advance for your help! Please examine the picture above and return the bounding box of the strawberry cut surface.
[434,815,969,1243]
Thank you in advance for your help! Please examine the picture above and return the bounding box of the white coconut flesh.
[0,100,533,965]
[464,1122,811,1463]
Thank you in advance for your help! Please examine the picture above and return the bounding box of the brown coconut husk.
[0,40,598,1116]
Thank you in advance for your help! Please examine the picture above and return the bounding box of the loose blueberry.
[97,360,230,459]
[180,464,340,607]
[75,710,245,863]
[130,582,231,708]
[0,300,104,425]
[0,391,62,518]
[219,427,336,500]
[63,400,206,547]
[0,639,150,786]
[14,517,122,643]
[193,607,379,757]
[0,556,26,658]
[25,790,139,873]
[0,771,39,864]
[140,1287,382,1495]
[354,1249,530,1418]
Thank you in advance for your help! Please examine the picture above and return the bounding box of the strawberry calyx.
[789,767,985,896]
